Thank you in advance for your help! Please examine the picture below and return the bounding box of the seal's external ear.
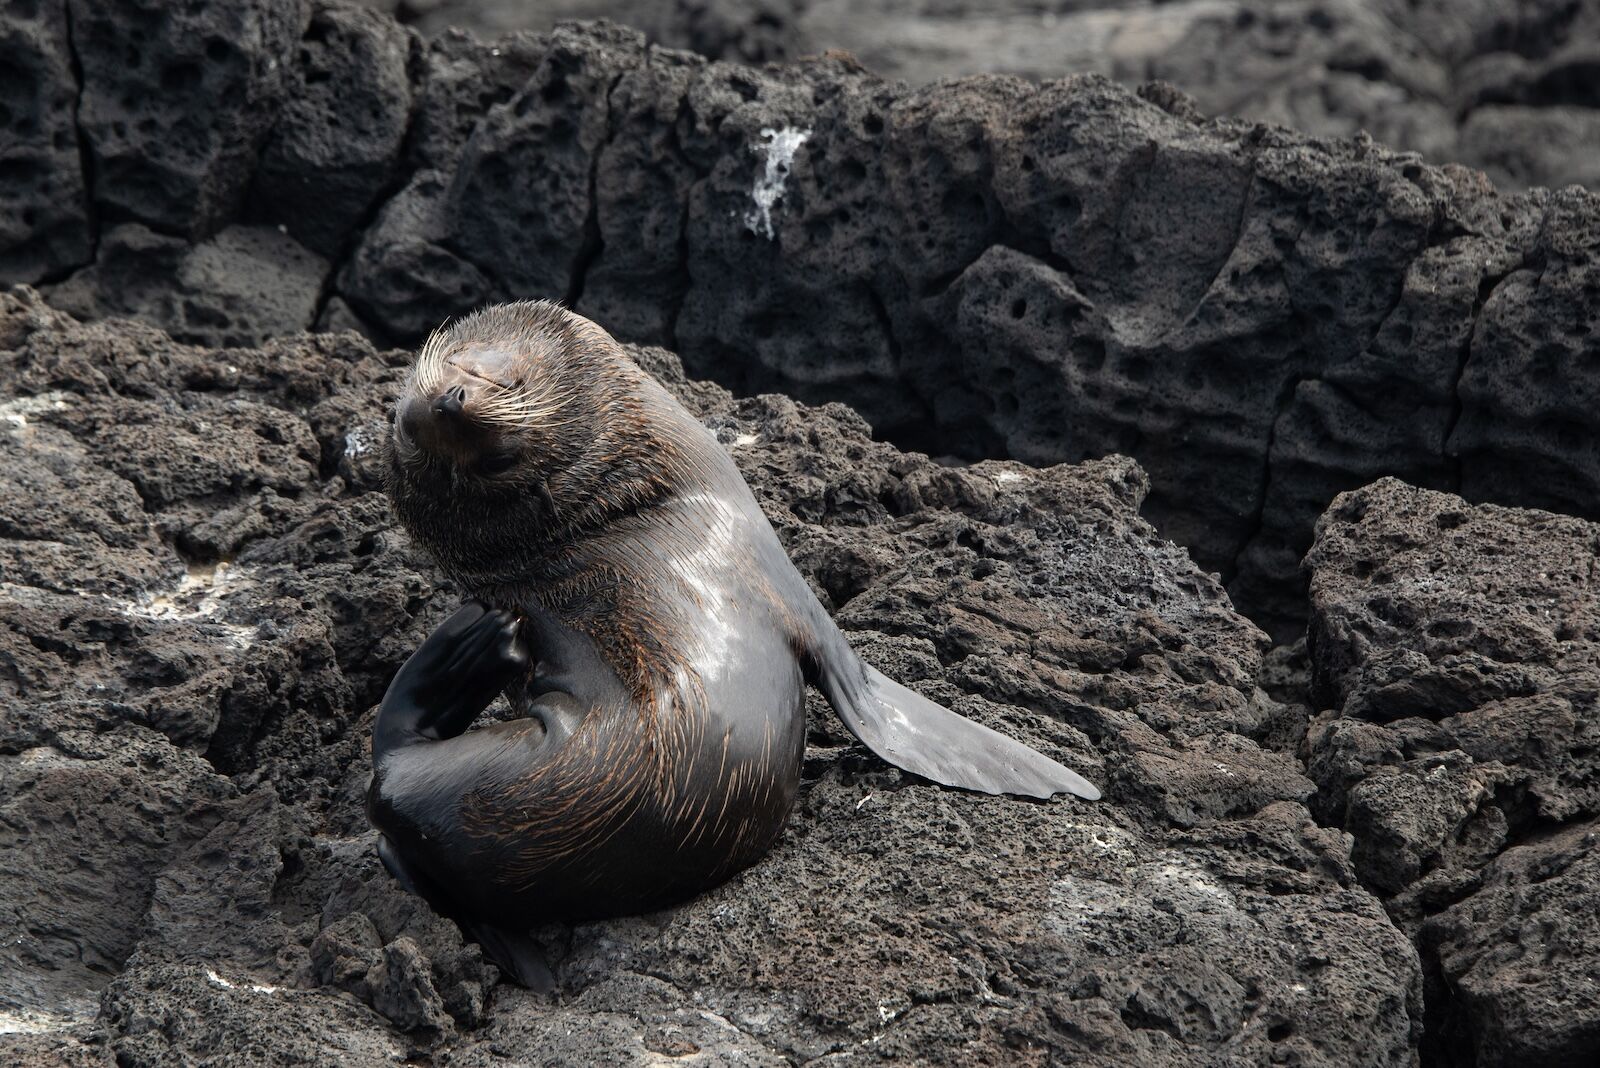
[814,647,1101,801]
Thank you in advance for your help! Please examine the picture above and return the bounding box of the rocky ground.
[1302,478,1600,1066]
[3,2,1599,1065]
[3,288,1420,1064]
[5,288,1596,1066]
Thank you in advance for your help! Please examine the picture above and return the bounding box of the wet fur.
[379,301,807,918]
[374,301,1098,928]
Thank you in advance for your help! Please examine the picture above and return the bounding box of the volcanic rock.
[45,223,328,349]
[0,287,1418,1064]
[356,0,1600,193]
[1304,476,1600,1064]
[8,6,1599,638]
[0,0,90,284]
[250,2,418,260]
[68,0,307,238]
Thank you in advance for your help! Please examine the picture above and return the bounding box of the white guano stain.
[204,968,280,995]
[0,391,70,431]
[744,126,811,240]
[344,424,377,458]
[120,560,258,650]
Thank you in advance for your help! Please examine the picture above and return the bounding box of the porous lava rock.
[0,288,1418,1064]
[5,4,1598,637]
[361,0,806,65]
[250,1,418,260]
[357,0,1600,193]
[0,0,90,284]
[46,223,329,349]
[1304,476,1600,1065]
[68,0,307,239]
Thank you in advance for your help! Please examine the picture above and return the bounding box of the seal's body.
[369,302,1097,977]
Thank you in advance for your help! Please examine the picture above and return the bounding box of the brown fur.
[387,301,797,894]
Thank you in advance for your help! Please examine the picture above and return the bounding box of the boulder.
[1304,476,1600,1063]
[0,0,90,284]
[68,0,306,237]
[46,223,328,351]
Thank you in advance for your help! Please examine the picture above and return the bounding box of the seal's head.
[387,300,688,581]
[392,301,587,481]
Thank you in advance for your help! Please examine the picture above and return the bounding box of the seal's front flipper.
[373,602,529,759]
[467,921,555,993]
[376,832,473,929]
[377,834,427,898]
[817,658,1101,801]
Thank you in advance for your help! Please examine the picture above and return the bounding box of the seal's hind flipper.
[467,921,556,993]
[377,836,554,992]
[818,659,1101,801]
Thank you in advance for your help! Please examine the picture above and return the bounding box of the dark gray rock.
[337,169,490,342]
[578,40,703,344]
[403,26,547,170]
[1456,189,1600,516]
[69,0,307,238]
[360,0,806,64]
[364,938,453,1033]
[11,6,1600,636]
[46,223,328,348]
[252,1,418,259]
[0,730,235,1029]
[1457,105,1600,193]
[1303,476,1600,1064]
[357,0,1600,193]
[440,21,646,305]
[805,0,1600,194]
[98,962,409,1067]
[0,0,91,284]
[1,288,1419,1065]
[1422,819,1600,1068]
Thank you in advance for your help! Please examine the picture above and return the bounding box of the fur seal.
[368,301,1098,983]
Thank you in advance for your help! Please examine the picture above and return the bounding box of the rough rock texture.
[68,0,308,238]
[362,0,806,64]
[250,2,418,260]
[3,3,1598,637]
[46,223,329,349]
[0,0,91,284]
[1304,477,1600,1065]
[807,0,1600,193]
[357,0,1600,193]
[0,288,1420,1063]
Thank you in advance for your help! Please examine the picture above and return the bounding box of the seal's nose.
[398,376,495,464]
[432,384,466,418]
